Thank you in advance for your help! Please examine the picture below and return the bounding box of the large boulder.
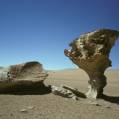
[0,61,50,94]
[8,61,47,81]
[64,29,119,99]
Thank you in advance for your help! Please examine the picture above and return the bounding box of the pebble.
[20,106,35,113]
[20,109,28,113]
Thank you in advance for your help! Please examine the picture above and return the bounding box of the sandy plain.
[0,69,119,119]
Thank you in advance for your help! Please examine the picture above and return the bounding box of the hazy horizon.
[0,0,119,70]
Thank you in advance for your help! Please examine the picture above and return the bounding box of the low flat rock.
[0,61,50,94]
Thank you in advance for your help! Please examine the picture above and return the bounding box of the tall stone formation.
[64,29,119,99]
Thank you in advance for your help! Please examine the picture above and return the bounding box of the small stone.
[20,109,28,113]
[95,103,101,106]
[88,100,101,106]
[106,106,111,108]
[104,105,111,108]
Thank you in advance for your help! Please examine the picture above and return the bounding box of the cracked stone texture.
[64,29,119,99]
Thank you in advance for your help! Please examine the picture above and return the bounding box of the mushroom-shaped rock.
[0,61,50,94]
[64,29,119,99]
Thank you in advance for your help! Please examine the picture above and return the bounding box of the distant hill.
[47,68,119,72]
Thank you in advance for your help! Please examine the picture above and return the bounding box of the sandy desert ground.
[0,69,119,119]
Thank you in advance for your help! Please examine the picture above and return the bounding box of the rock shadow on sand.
[0,81,51,95]
[100,94,119,105]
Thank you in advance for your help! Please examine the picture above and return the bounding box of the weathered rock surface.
[64,29,119,99]
[0,61,50,94]
[51,85,86,100]
[8,61,48,81]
